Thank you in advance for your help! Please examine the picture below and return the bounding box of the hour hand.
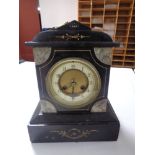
[71,85,74,94]
[61,82,73,91]
[61,83,72,90]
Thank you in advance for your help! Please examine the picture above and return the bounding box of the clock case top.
[25,20,119,48]
[25,20,119,113]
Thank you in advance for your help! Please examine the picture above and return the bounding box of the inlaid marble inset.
[94,48,112,65]
[33,47,51,65]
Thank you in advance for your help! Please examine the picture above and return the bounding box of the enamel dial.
[46,58,101,109]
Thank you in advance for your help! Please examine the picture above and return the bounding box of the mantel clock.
[25,20,120,142]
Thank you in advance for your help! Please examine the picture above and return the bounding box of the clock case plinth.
[28,100,119,142]
[25,20,120,142]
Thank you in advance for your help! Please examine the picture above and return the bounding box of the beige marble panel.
[94,48,112,65]
[91,98,108,112]
[39,99,57,113]
[33,47,51,65]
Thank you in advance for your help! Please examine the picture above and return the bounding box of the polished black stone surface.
[25,20,119,47]
[28,101,120,143]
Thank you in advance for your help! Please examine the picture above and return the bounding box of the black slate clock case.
[25,20,120,142]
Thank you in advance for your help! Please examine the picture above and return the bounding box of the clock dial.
[46,58,101,109]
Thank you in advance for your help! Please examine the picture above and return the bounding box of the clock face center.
[46,58,101,109]
[59,69,88,96]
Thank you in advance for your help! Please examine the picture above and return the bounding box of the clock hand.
[61,80,74,90]
[65,79,77,89]
[72,85,74,94]
[71,79,76,95]
[66,82,72,88]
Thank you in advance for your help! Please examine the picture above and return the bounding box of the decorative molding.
[55,33,90,40]
[39,99,57,113]
[94,48,112,65]
[33,47,51,65]
[58,20,91,31]
[50,128,97,139]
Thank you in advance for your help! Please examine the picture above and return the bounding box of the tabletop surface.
[3,62,135,155]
